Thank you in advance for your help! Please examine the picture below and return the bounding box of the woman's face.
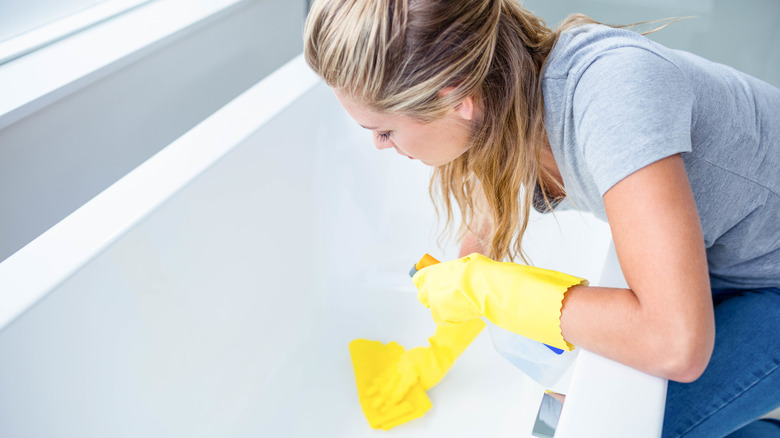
[334,90,476,167]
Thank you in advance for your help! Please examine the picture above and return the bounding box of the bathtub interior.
[0,72,615,436]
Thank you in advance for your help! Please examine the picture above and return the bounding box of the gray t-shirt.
[541,24,780,290]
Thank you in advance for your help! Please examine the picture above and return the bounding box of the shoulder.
[544,24,679,81]
[544,25,696,198]
[545,24,694,129]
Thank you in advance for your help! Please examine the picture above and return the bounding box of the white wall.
[0,0,305,262]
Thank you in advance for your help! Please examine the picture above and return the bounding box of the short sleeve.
[572,47,694,196]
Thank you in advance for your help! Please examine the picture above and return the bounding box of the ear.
[454,95,475,121]
[439,86,475,121]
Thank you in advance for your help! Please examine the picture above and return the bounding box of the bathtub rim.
[0,54,320,332]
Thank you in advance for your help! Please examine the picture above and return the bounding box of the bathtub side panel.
[0,85,340,437]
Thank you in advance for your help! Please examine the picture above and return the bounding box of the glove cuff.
[514,271,587,351]
[469,254,587,352]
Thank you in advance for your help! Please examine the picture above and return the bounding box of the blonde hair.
[304,0,675,262]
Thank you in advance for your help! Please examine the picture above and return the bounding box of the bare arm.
[459,190,492,257]
[559,155,714,382]
[459,229,487,257]
[458,155,713,382]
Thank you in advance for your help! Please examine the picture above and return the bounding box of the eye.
[376,131,391,142]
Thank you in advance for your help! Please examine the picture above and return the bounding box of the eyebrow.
[359,124,377,130]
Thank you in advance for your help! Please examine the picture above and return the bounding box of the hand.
[348,339,432,430]
[413,254,487,324]
[367,317,486,413]
[366,347,428,413]
[413,253,585,351]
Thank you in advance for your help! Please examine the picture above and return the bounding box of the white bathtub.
[0,56,666,437]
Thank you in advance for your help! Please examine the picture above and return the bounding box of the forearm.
[460,200,492,257]
[458,234,711,381]
[459,231,483,257]
[559,284,713,382]
[456,164,714,381]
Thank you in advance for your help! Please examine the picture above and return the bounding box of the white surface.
[0,0,107,42]
[0,0,304,263]
[0,0,151,64]
[0,0,250,130]
[0,57,665,436]
[0,55,319,332]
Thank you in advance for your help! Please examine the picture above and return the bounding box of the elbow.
[644,287,716,383]
[659,327,715,383]
[664,353,710,383]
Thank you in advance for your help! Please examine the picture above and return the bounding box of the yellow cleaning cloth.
[349,339,432,430]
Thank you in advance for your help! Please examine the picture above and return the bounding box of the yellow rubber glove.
[349,339,431,430]
[368,318,485,411]
[349,318,484,430]
[413,253,588,352]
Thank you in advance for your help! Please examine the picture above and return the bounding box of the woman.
[303,0,780,436]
